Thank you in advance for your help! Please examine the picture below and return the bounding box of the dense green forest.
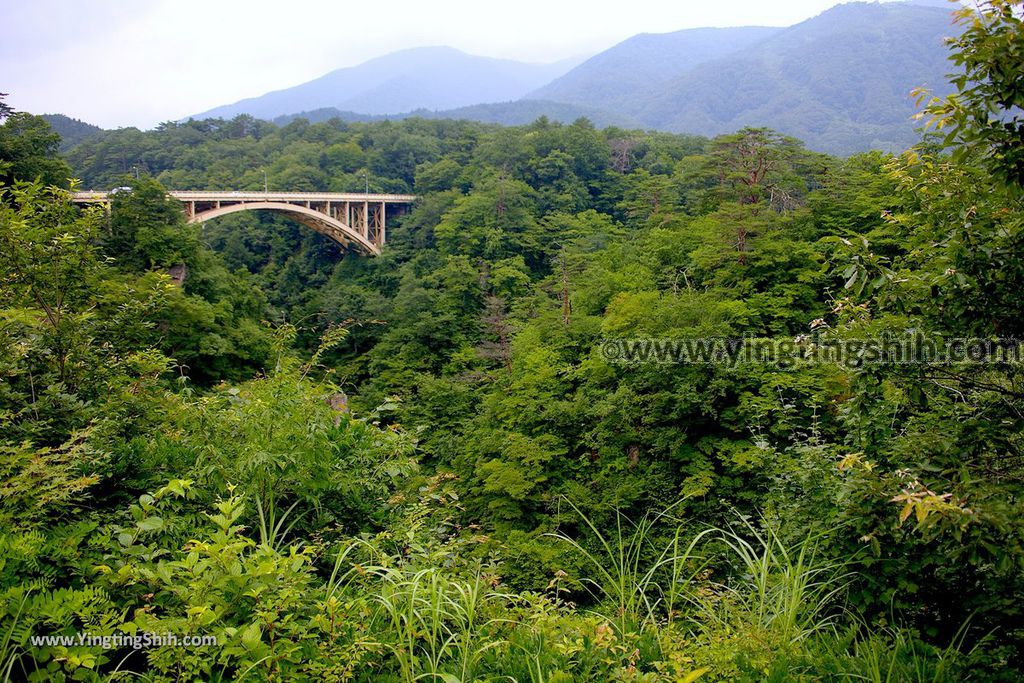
[1,3,1023,681]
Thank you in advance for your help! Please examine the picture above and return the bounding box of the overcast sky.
[5,0,879,129]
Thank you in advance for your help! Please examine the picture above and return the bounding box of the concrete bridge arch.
[72,190,417,256]
[189,200,380,255]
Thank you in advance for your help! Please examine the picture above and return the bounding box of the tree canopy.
[2,4,1024,680]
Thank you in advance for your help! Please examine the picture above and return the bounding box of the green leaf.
[136,516,164,532]
[240,622,262,651]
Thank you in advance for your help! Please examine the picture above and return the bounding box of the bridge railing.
[72,190,417,203]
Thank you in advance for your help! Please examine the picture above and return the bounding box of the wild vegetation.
[1,2,1022,681]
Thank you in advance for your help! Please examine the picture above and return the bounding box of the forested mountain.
[528,26,782,114]
[191,47,583,121]
[532,1,962,153]
[40,113,103,151]
[3,2,1024,681]
[636,1,963,152]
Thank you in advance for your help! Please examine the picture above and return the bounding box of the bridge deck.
[72,190,417,203]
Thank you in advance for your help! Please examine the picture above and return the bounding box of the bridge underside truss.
[186,200,386,255]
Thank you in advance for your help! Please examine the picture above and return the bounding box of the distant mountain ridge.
[183,1,966,154]
[191,47,584,121]
[531,1,962,153]
[528,26,783,115]
[643,2,961,152]
[41,114,103,151]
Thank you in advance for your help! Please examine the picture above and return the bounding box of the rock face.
[326,392,349,425]
[166,263,188,285]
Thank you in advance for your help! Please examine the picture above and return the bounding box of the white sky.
[4,0,883,129]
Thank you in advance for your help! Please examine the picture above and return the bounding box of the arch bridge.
[71,190,417,256]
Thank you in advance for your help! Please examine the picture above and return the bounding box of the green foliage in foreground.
[1,4,1024,680]
[0,464,988,682]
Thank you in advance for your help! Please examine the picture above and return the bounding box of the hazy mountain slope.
[529,26,782,117]
[41,114,103,151]
[272,109,384,125]
[190,2,965,154]
[417,100,641,128]
[635,2,962,153]
[273,99,640,130]
[191,47,583,120]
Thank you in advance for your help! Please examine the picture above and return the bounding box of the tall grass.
[253,497,302,551]
[368,565,508,683]
[325,540,508,683]
[548,499,712,636]
[705,519,851,645]
[812,619,979,683]
[314,513,973,683]
[0,591,27,683]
